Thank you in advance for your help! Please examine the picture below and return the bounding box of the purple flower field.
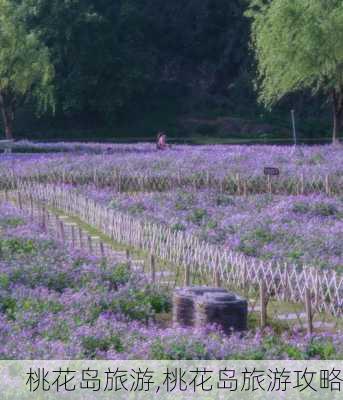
[76,187,342,272]
[0,143,342,359]
[0,202,342,360]
[1,143,342,185]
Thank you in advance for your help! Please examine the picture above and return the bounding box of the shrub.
[82,335,124,358]
[0,217,24,227]
[175,191,195,210]
[312,202,338,217]
[171,222,186,232]
[293,202,310,214]
[306,339,336,359]
[128,203,146,215]
[106,263,132,290]
[2,238,37,255]
[188,208,208,225]
[216,194,235,206]
[108,286,171,322]
[0,274,10,289]
[0,295,17,319]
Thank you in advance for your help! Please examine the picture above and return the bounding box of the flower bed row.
[79,187,343,272]
[0,201,342,360]
[1,144,342,194]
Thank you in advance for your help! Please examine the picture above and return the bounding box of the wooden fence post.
[17,191,23,210]
[59,221,65,243]
[305,288,313,336]
[260,279,268,329]
[41,206,47,232]
[236,173,241,195]
[300,173,304,195]
[150,254,156,283]
[243,180,248,197]
[71,225,76,248]
[126,249,131,270]
[87,235,93,253]
[29,194,34,220]
[214,266,221,288]
[185,264,191,287]
[78,228,83,249]
[325,175,330,196]
[100,241,105,258]
[243,262,248,295]
[315,272,320,310]
[283,264,289,302]
[267,175,272,194]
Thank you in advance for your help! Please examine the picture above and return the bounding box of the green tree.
[0,0,54,139]
[247,0,343,143]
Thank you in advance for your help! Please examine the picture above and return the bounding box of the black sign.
[264,167,280,176]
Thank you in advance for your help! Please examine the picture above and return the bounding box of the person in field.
[156,131,168,150]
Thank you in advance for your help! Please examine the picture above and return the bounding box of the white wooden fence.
[14,182,342,317]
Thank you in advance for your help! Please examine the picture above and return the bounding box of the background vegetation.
[0,0,336,142]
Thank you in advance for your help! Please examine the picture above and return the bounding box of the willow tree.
[0,0,54,139]
[247,0,343,143]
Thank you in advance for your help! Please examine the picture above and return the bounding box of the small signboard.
[264,167,280,176]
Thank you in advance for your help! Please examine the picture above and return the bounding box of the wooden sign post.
[264,167,280,194]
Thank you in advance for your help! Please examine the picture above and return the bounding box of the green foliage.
[0,0,54,118]
[293,202,311,214]
[175,191,195,210]
[0,217,24,228]
[293,201,338,217]
[188,208,208,225]
[0,273,10,289]
[171,222,186,232]
[106,263,131,289]
[247,0,343,106]
[247,0,343,140]
[108,286,171,321]
[12,0,250,130]
[82,335,124,358]
[127,203,146,215]
[306,339,336,359]
[46,271,70,293]
[1,238,37,255]
[215,194,236,206]
[150,339,207,360]
[0,295,17,319]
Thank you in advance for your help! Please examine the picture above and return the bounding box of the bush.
[82,335,124,358]
[0,217,24,228]
[0,295,17,319]
[188,208,208,225]
[312,203,338,217]
[2,238,37,255]
[150,339,208,360]
[216,194,235,206]
[293,202,310,214]
[105,263,132,290]
[171,222,186,232]
[108,286,171,322]
[175,191,195,210]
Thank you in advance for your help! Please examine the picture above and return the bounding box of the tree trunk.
[0,91,15,140]
[332,89,343,144]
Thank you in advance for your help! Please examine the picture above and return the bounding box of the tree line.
[0,0,342,142]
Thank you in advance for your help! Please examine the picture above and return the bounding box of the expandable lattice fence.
[1,168,341,196]
[14,182,342,318]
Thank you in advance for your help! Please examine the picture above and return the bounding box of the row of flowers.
[0,201,342,359]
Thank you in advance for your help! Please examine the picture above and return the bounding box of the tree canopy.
[0,0,54,138]
[247,0,343,142]
[17,0,249,127]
